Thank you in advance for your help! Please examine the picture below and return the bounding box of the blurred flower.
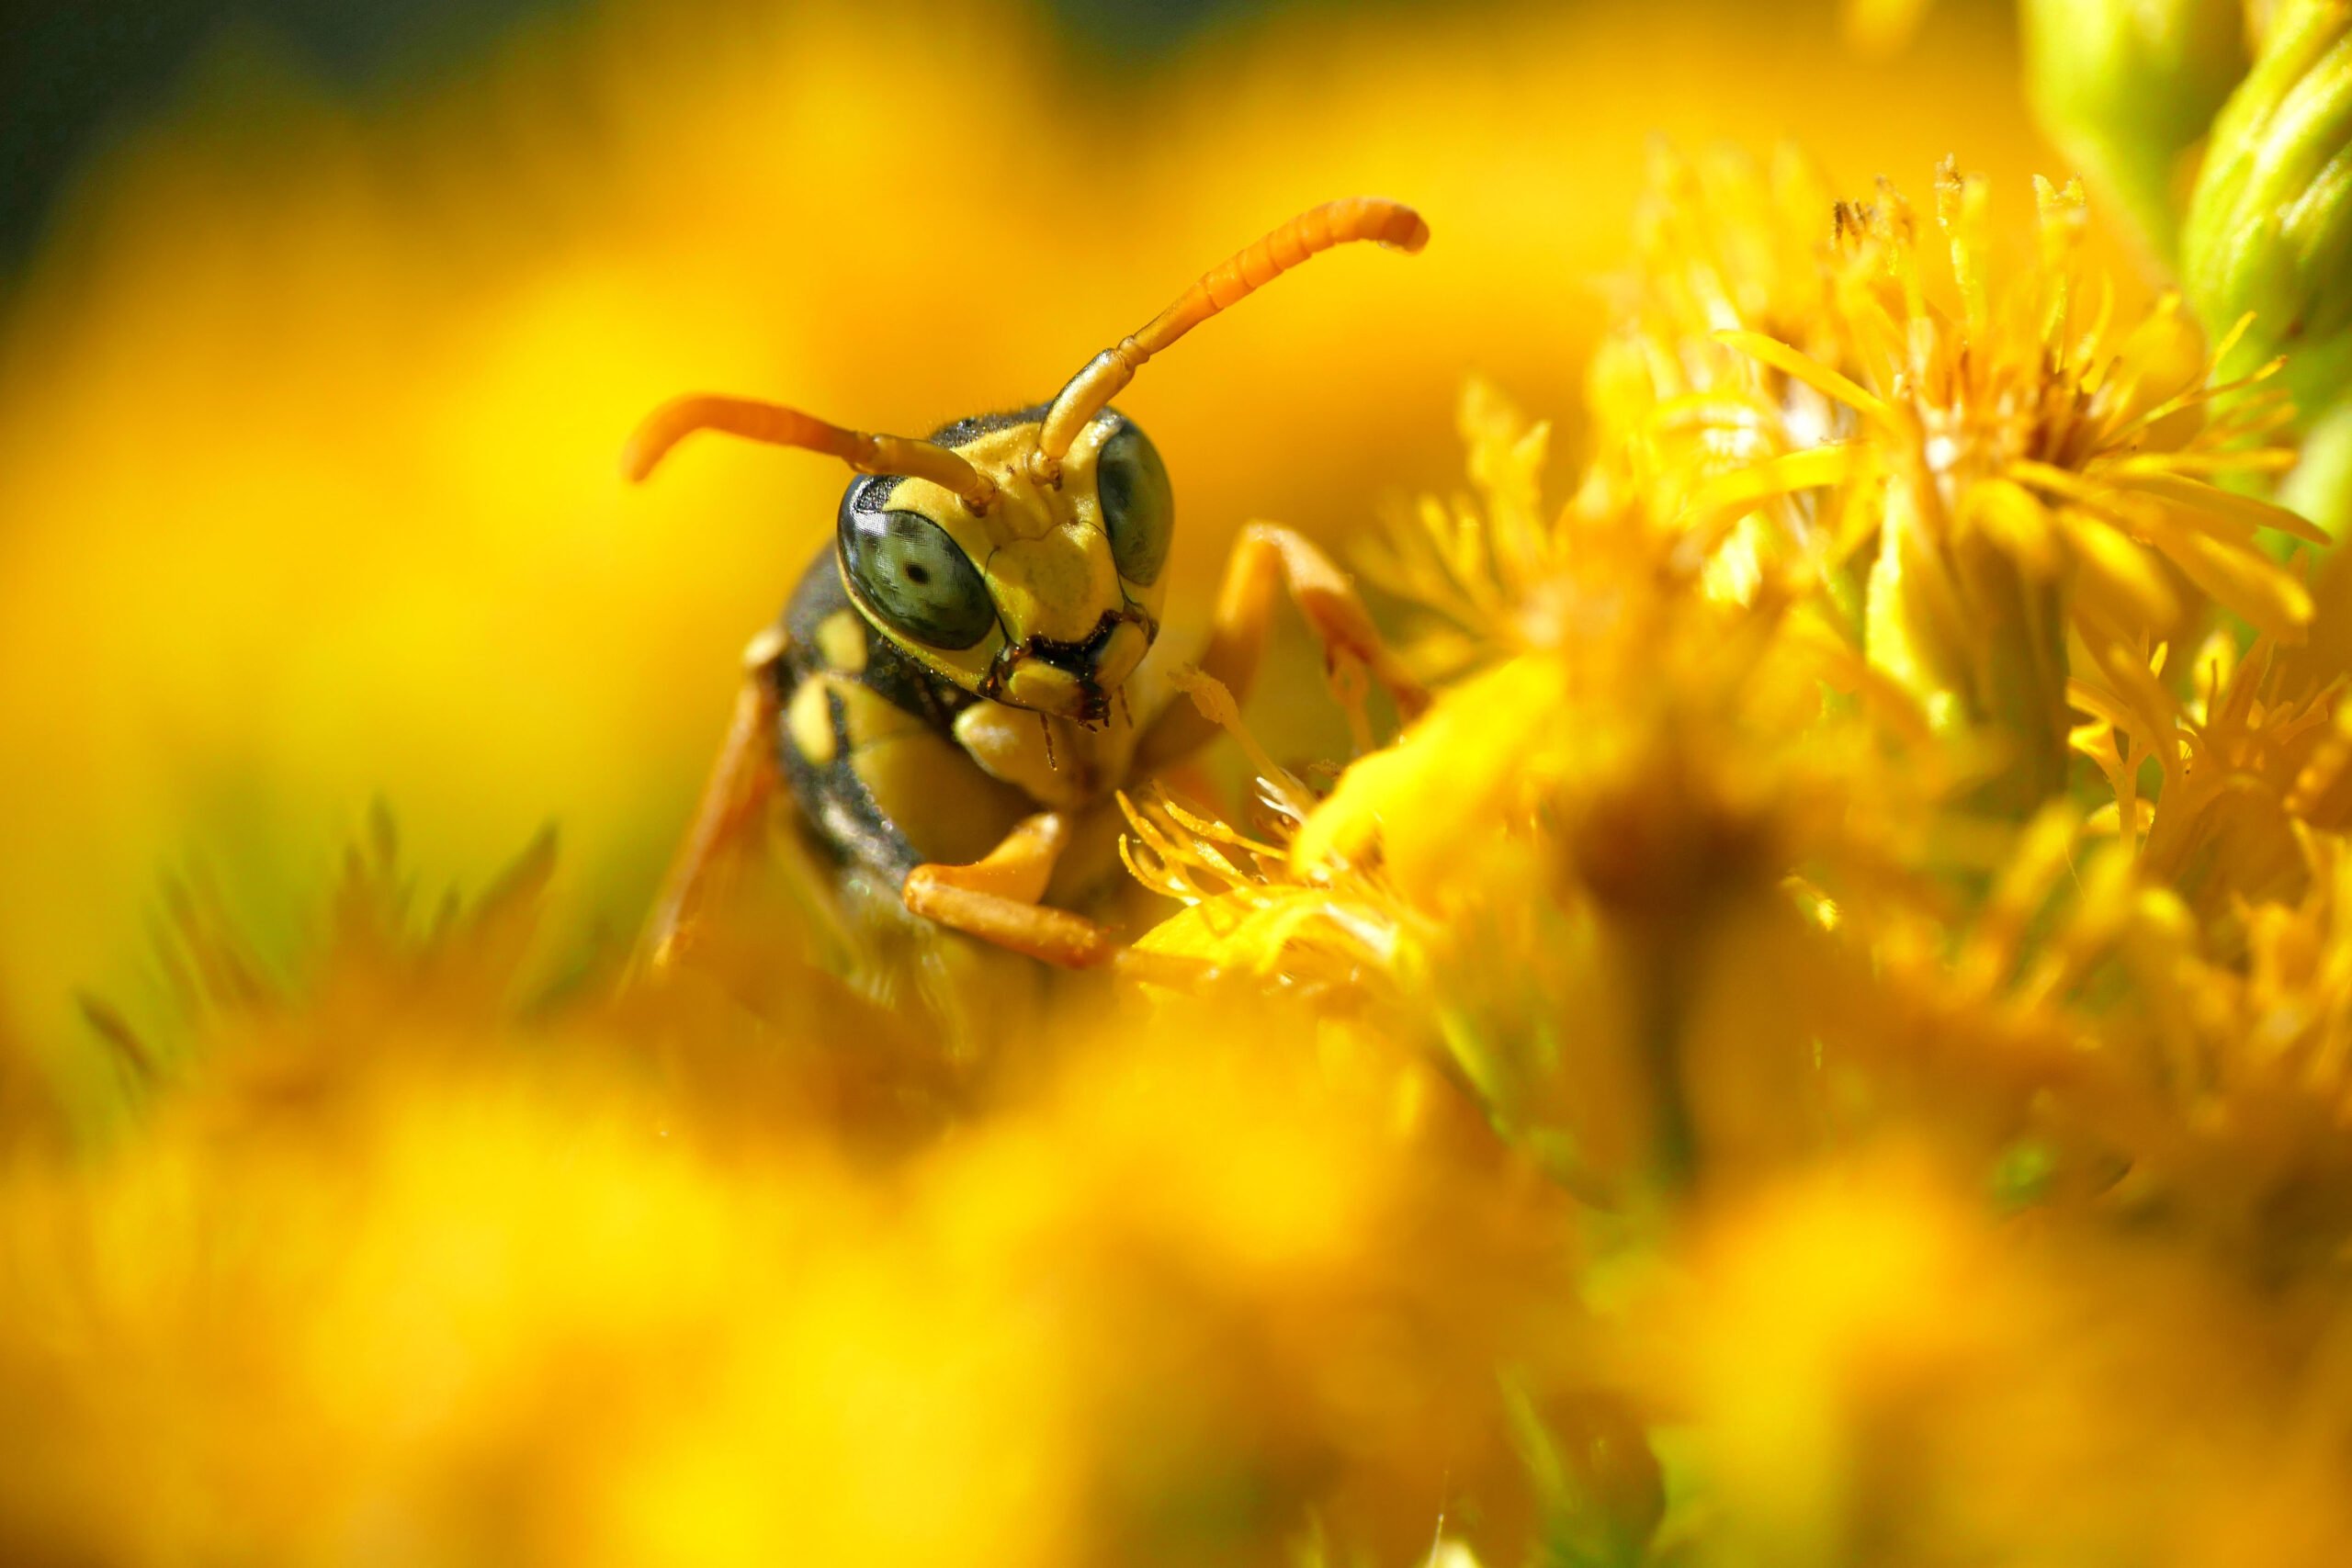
[1638,1154,2352,1566]
[0,819,1589,1568]
[2103,830,2352,1274]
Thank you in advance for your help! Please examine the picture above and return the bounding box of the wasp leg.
[638,628,789,972]
[1133,521,1427,773]
[899,811,1121,969]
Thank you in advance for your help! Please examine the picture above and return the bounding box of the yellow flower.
[1118,726,1419,1000]
[1637,1153,2352,1565]
[1127,157,2343,1245]
[1579,145,1854,603]
[1352,378,1569,679]
[2072,630,2343,940]
[0,825,1590,1568]
[2090,829,2352,1269]
[1136,388,1947,1201]
[1611,156,2321,814]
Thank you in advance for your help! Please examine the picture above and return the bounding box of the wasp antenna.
[623,393,998,512]
[1033,197,1429,468]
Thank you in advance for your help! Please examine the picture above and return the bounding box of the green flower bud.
[2022,0,2248,265]
[2283,399,2352,542]
[2184,0,2352,413]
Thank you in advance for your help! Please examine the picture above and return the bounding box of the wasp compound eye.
[1095,423,1173,587]
[841,508,997,649]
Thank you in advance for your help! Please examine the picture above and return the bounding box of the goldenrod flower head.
[1119,755,1419,999]
[1579,144,1851,591]
[2041,826,2352,1267]
[1610,157,2318,628]
[1125,153,2344,1241]
[1824,170,2312,625]
[2073,631,2345,939]
[1135,385,1954,1200]
[1354,378,1573,676]
[1608,157,2322,815]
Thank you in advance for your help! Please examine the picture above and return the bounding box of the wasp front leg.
[638,627,790,971]
[1134,521,1428,773]
[899,811,1118,968]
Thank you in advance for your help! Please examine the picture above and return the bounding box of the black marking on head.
[980,605,1157,729]
[842,406,1123,516]
[1026,611,1122,676]
[925,402,1052,451]
[845,472,904,513]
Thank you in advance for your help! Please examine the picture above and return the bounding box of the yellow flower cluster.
[5,15,2352,1556]
[3,823,1595,1567]
[1124,150,2352,1559]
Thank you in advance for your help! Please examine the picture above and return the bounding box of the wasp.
[627,197,1430,973]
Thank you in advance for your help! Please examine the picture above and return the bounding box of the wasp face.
[835,407,1171,727]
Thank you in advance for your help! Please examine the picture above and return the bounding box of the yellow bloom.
[1127,156,2343,1247]
[2092,830,2352,1269]
[1119,727,1419,1000]
[1136,387,1945,1201]
[2072,631,2343,939]
[1610,156,2320,814]
[1819,170,2314,627]
[0,829,1589,1568]
[1638,1154,2352,1565]
[1579,144,1854,600]
[1352,378,1570,678]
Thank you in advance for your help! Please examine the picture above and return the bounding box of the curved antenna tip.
[621,397,707,484]
[618,442,662,485]
[1032,195,1431,465]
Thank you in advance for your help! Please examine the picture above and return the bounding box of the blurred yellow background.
[0,0,2043,1065]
